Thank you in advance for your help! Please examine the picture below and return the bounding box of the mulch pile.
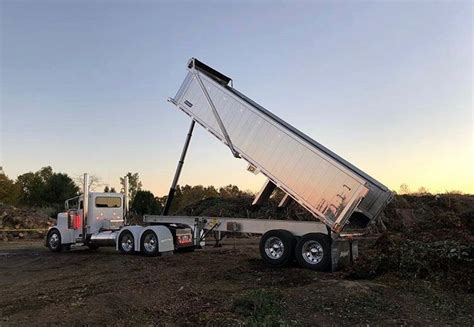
[347,194,474,291]
[176,195,314,221]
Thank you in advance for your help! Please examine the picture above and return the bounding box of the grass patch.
[231,289,292,326]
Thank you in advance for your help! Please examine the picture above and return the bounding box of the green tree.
[120,172,142,202]
[168,185,219,212]
[0,174,20,205]
[16,166,79,208]
[42,173,79,208]
[219,184,245,198]
[37,166,53,183]
[131,190,162,215]
[16,171,45,206]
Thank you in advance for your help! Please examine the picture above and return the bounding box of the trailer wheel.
[47,229,62,253]
[140,230,159,256]
[259,230,295,267]
[295,233,331,271]
[118,231,135,254]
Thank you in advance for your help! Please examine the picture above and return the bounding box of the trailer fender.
[139,226,174,253]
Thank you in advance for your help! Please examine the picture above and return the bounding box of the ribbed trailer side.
[169,58,392,233]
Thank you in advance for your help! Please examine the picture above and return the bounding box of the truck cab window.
[95,197,121,208]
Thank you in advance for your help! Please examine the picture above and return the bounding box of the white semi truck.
[46,174,195,256]
[46,58,393,271]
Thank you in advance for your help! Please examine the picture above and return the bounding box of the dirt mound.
[0,205,55,241]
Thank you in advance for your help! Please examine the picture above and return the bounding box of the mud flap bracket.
[331,239,359,272]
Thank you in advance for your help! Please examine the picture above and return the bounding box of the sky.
[0,0,472,195]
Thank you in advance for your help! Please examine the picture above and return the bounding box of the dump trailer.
[167,58,392,233]
[145,58,393,271]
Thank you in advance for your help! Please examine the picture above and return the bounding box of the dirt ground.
[0,239,472,326]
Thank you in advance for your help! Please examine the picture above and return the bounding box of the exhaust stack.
[83,173,89,241]
[124,176,129,225]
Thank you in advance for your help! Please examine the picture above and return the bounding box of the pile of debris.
[347,234,473,290]
[347,194,474,290]
[175,195,314,221]
[0,205,55,241]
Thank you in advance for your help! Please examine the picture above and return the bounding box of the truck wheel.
[259,230,295,267]
[140,230,159,256]
[118,231,135,254]
[47,229,62,253]
[295,233,331,271]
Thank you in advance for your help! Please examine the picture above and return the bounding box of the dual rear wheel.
[118,230,159,256]
[259,230,331,271]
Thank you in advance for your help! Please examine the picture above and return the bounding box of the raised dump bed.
[169,58,392,234]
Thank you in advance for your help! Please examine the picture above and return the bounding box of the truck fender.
[139,226,174,253]
[46,226,74,245]
[116,226,143,252]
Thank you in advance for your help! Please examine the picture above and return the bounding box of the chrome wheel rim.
[121,233,134,252]
[143,233,157,253]
[302,240,324,264]
[49,233,59,249]
[264,236,284,260]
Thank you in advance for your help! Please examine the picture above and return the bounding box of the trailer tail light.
[177,234,192,246]
[73,214,82,229]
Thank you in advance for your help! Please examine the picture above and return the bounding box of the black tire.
[259,230,295,267]
[140,230,159,256]
[47,229,62,253]
[118,231,135,254]
[295,233,331,271]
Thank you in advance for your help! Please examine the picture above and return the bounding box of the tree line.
[0,166,253,217]
[0,166,78,209]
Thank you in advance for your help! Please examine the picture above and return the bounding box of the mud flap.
[331,239,359,272]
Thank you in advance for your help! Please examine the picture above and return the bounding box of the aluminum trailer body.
[169,58,392,233]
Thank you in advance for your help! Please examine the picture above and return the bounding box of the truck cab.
[66,193,124,234]
[46,174,194,255]
[48,192,125,250]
